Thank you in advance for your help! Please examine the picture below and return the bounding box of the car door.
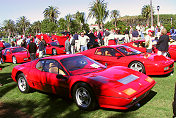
[3,49,12,62]
[43,59,69,95]
[93,48,126,67]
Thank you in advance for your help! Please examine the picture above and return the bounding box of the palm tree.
[3,19,16,40]
[65,14,72,32]
[31,21,41,35]
[74,11,86,30]
[110,10,120,27]
[16,16,30,36]
[141,5,154,26]
[88,0,109,30]
[43,6,60,23]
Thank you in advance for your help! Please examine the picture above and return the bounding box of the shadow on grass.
[0,82,17,97]
[0,73,13,85]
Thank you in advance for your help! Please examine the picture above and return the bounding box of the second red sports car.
[45,41,65,55]
[79,45,174,75]
[2,47,31,64]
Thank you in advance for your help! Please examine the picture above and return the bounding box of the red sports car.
[45,41,65,55]
[11,54,156,110]
[79,45,174,75]
[2,47,30,64]
[123,40,176,61]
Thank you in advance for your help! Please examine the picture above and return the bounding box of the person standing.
[78,32,89,52]
[65,36,71,54]
[124,28,129,43]
[38,39,45,58]
[0,40,5,64]
[70,34,75,54]
[132,29,139,41]
[129,26,133,41]
[27,38,37,61]
[145,30,153,53]
[73,32,79,52]
[21,38,27,48]
[157,28,170,56]
[104,29,110,46]
[41,36,46,55]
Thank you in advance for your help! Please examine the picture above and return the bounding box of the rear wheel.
[166,52,171,58]
[17,73,32,93]
[52,48,57,55]
[129,61,145,73]
[73,82,98,110]
[12,56,17,64]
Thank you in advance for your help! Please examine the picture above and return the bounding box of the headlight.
[123,88,136,96]
[164,66,169,71]
[145,77,154,83]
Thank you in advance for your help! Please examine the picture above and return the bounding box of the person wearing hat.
[145,30,153,53]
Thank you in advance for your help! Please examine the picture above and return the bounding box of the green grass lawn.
[0,62,175,118]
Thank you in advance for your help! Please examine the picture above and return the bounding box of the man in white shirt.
[145,30,153,53]
[78,32,89,52]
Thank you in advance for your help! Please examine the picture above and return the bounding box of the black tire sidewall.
[73,82,97,110]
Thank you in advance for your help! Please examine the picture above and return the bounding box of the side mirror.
[6,51,11,54]
[56,74,67,80]
[115,53,121,58]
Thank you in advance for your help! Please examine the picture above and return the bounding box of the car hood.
[83,66,155,98]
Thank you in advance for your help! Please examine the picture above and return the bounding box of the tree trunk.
[115,18,117,27]
[147,17,149,26]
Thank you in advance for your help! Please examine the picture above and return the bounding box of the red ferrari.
[2,47,30,64]
[79,45,174,75]
[45,41,65,55]
[11,54,156,110]
[123,40,176,61]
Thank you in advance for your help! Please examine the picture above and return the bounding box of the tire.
[73,82,98,110]
[166,52,171,58]
[52,48,57,55]
[12,56,17,64]
[129,61,145,73]
[17,73,32,93]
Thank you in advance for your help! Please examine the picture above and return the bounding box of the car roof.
[6,46,22,49]
[99,45,123,48]
[41,54,84,61]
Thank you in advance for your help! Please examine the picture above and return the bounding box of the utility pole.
[157,6,160,26]
[150,0,153,26]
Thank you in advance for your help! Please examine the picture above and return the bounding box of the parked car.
[123,39,176,61]
[78,45,174,75]
[46,41,65,55]
[11,54,156,110]
[2,47,30,64]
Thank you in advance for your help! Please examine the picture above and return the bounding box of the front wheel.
[17,73,32,93]
[52,49,57,55]
[129,61,145,73]
[12,56,17,64]
[73,83,98,110]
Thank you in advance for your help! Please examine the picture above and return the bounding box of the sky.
[0,0,176,26]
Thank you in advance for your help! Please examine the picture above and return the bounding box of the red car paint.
[11,54,156,110]
[79,45,174,75]
[123,40,176,61]
[45,41,65,55]
[2,47,30,63]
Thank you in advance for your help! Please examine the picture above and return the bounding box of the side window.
[104,48,119,57]
[4,49,11,55]
[95,48,103,55]
[36,60,45,71]
[45,60,66,75]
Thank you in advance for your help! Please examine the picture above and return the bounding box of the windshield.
[50,42,59,46]
[11,47,26,53]
[116,46,141,56]
[60,55,106,75]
